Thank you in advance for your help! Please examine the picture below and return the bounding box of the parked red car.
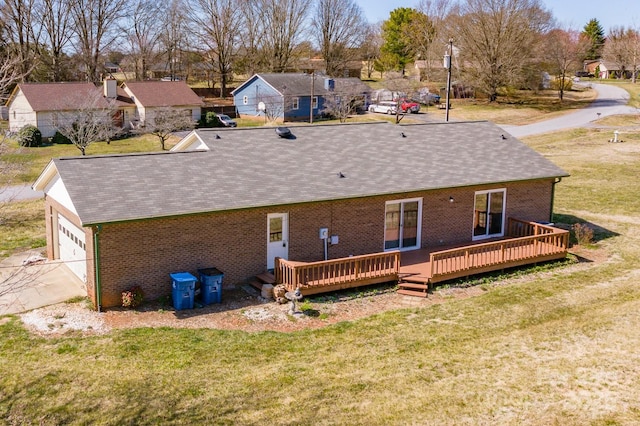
[398,99,420,113]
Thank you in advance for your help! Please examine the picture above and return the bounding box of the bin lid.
[198,267,223,276]
[170,271,197,282]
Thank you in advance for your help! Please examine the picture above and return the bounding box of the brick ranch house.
[32,121,568,309]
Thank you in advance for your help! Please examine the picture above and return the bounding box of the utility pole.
[444,38,453,122]
[310,72,315,124]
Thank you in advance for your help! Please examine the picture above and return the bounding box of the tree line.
[1,0,639,104]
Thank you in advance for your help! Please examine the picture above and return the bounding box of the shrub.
[16,125,42,147]
[551,77,573,91]
[572,223,594,246]
[199,111,223,128]
[122,286,144,308]
[52,131,72,145]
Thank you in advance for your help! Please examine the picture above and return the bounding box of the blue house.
[232,73,371,122]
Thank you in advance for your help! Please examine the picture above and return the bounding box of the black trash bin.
[170,272,197,310]
[198,268,224,305]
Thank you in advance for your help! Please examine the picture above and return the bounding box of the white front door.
[57,213,87,282]
[267,213,288,270]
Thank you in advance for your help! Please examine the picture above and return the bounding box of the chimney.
[324,78,335,91]
[103,77,117,99]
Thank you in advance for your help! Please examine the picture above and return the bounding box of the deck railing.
[429,219,569,282]
[275,251,400,294]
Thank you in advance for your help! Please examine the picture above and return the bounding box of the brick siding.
[46,178,555,308]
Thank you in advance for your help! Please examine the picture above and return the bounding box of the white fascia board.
[170,130,209,151]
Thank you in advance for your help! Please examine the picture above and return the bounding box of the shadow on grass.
[552,213,620,244]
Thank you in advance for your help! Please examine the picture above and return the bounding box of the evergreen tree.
[380,7,417,74]
[582,18,606,60]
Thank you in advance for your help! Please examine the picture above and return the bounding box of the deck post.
[274,257,281,284]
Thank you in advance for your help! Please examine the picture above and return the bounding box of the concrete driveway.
[500,83,638,138]
[0,250,86,315]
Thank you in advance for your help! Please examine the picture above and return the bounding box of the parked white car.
[368,101,397,115]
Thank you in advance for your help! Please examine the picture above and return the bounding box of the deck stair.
[397,275,430,298]
[248,271,276,291]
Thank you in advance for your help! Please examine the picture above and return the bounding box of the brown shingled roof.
[123,81,204,107]
[16,82,110,111]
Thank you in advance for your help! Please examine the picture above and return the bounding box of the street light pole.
[444,38,453,122]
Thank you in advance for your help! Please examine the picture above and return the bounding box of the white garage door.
[57,213,87,282]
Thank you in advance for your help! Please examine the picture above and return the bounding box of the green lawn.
[0,134,171,186]
[2,89,640,424]
[0,199,45,258]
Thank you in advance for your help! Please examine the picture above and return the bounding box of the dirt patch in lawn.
[18,246,605,337]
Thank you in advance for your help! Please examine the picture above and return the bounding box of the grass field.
[1,86,640,424]
[0,134,176,186]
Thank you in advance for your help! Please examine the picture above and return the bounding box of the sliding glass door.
[473,189,506,239]
[384,198,422,251]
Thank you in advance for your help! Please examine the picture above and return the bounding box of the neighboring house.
[6,80,202,137]
[583,59,600,76]
[32,121,568,309]
[6,80,135,138]
[597,61,635,79]
[122,81,203,127]
[232,73,371,122]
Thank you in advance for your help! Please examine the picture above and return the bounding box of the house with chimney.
[6,79,203,137]
[232,73,371,122]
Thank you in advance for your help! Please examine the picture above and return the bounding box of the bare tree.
[256,0,312,72]
[451,0,552,101]
[543,27,590,100]
[0,49,37,303]
[70,0,127,82]
[143,107,195,150]
[413,0,453,81]
[322,82,366,123]
[603,26,640,83]
[236,0,263,76]
[189,0,241,97]
[122,0,163,81]
[383,71,421,123]
[361,23,382,80]
[52,90,118,155]
[0,47,30,198]
[0,0,42,81]
[256,93,286,123]
[159,0,188,80]
[38,0,73,81]
[311,0,366,77]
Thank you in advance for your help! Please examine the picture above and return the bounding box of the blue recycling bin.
[170,272,197,310]
[198,268,224,305]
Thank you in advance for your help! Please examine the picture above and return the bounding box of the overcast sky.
[353,0,638,33]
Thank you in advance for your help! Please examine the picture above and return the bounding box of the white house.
[6,79,203,137]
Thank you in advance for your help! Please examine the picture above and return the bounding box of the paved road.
[0,184,43,202]
[499,83,637,138]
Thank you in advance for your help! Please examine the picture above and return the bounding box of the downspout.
[93,225,103,312]
[551,177,562,223]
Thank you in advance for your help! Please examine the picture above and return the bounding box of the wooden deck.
[275,251,400,295]
[275,219,569,297]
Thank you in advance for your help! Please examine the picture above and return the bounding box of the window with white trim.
[384,198,422,251]
[473,189,506,239]
[312,96,318,109]
[243,95,248,105]
[292,97,299,110]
